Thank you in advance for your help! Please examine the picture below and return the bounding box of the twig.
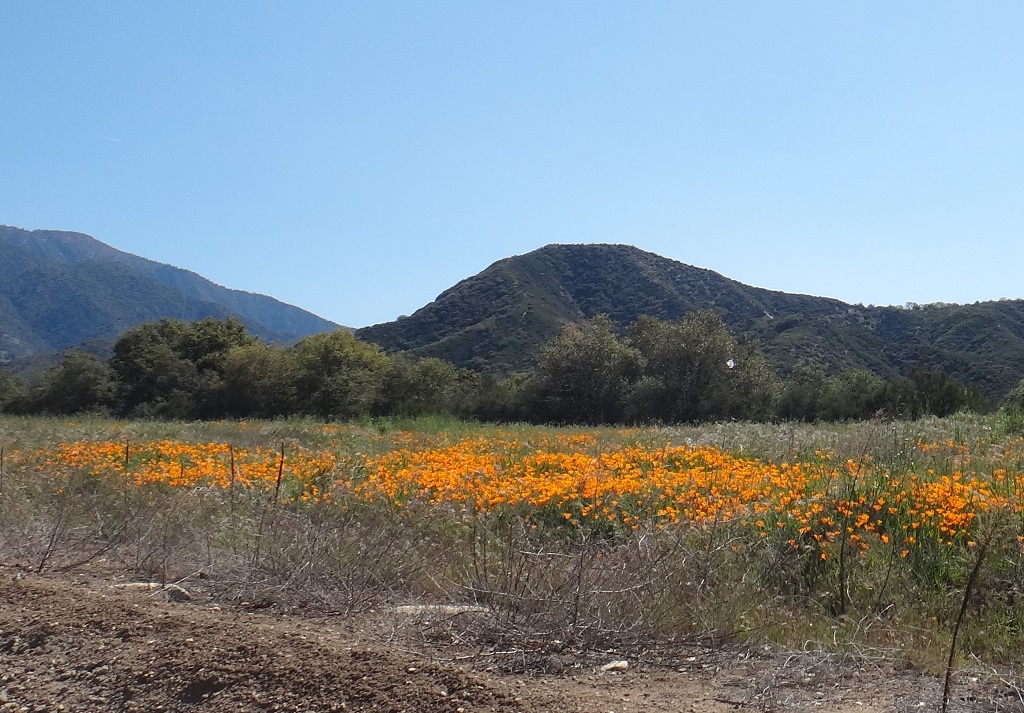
[253,442,287,568]
[942,540,988,713]
[36,508,68,574]
[55,521,130,572]
[273,442,285,506]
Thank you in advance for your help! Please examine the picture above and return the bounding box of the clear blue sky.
[3,3,1023,328]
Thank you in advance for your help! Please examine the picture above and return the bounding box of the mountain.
[357,244,1024,398]
[0,225,339,362]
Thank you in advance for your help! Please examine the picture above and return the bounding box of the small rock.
[600,660,629,672]
[112,582,192,602]
[163,584,192,603]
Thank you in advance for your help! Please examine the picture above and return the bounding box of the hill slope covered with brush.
[357,244,1024,398]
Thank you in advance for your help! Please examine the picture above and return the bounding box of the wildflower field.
[3,414,1024,673]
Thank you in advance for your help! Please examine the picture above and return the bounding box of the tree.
[0,369,24,413]
[908,369,985,417]
[471,372,532,423]
[290,330,389,420]
[371,355,479,419]
[178,317,256,371]
[1004,377,1024,411]
[27,349,117,415]
[109,317,255,418]
[626,312,776,423]
[778,365,830,421]
[220,343,298,418]
[823,369,888,421]
[110,319,189,416]
[527,315,640,424]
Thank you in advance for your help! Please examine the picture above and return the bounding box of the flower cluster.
[10,429,1024,559]
[19,439,337,503]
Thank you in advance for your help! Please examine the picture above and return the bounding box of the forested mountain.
[357,244,1024,398]
[0,225,339,362]
[5,228,1023,402]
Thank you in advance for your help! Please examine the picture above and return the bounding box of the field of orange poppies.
[3,414,1024,670]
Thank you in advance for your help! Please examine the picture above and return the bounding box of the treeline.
[0,314,991,424]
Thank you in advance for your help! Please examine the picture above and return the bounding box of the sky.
[2,3,1023,328]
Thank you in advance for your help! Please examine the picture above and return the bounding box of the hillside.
[358,244,847,370]
[0,225,339,362]
[357,244,1024,398]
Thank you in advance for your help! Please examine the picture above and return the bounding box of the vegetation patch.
[3,415,1024,681]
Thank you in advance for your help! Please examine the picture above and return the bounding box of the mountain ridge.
[6,226,1024,401]
[356,243,1024,398]
[0,225,339,362]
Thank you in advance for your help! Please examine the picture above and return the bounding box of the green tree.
[290,330,389,420]
[907,369,985,417]
[220,342,298,418]
[177,317,255,371]
[371,355,479,418]
[109,317,255,418]
[470,372,531,423]
[1004,377,1024,411]
[778,365,830,421]
[527,315,641,424]
[0,369,25,413]
[27,349,117,415]
[626,312,777,423]
[823,369,888,421]
[999,377,1024,435]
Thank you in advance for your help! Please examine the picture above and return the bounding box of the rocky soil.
[2,564,1022,712]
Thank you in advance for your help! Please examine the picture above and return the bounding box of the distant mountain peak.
[0,224,340,363]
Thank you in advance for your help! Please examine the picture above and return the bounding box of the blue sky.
[2,3,1023,328]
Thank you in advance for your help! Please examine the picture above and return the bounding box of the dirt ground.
[2,564,1022,712]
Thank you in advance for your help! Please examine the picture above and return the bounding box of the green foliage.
[2,309,999,427]
[777,367,985,423]
[219,342,298,418]
[824,369,889,421]
[999,407,1024,436]
[896,369,986,419]
[470,372,532,423]
[290,330,389,420]
[997,381,1024,435]
[522,312,778,425]
[109,317,255,419]
[1003,377,1024,411]
[370,355,480,419]
[626,312,778,423]
[527,315,641,424]
[777,365,829,421]
[26,349,117,416]
[0,369,24,413]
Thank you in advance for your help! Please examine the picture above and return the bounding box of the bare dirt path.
[1,566,1020,712]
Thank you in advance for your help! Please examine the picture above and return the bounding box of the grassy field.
[2,413,1024,676]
